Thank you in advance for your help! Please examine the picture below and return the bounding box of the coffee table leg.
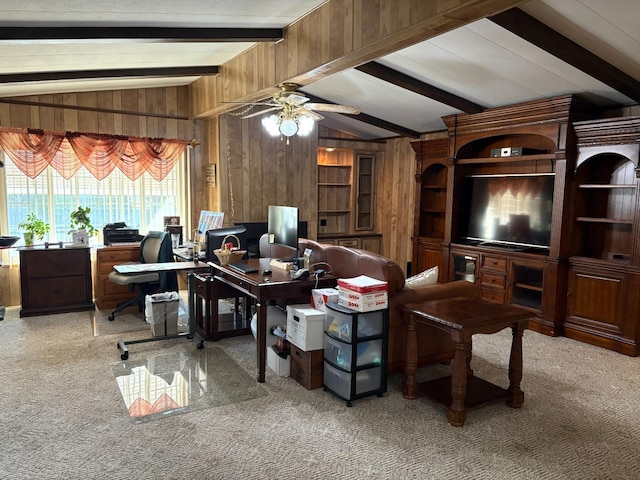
[403,313,418,399]
[507,323,525,408]
[448,341,468,427]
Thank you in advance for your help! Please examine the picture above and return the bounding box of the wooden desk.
[209,259,336,383]
[402,297,531,427]
[113,260,205,274]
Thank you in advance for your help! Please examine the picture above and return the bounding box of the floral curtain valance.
[0,127,188,181]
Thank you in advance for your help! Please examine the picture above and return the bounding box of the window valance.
[0,127,187,181]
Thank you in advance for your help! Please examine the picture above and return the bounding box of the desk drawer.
[97,249,140,274]
[482,256,507,272]
[480,272,506,288]
[481,288,505,304]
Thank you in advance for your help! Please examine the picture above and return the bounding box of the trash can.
[145,292,179,336]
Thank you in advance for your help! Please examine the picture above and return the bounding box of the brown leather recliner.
[259,234,479,374]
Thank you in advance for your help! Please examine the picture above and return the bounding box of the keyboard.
[227,262,258,274]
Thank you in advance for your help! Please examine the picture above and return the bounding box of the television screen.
[460,173,555,250]
[267,205,299,258]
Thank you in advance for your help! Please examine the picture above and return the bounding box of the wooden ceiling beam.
[0,27,283,43]
[490,8,640,103]
[356,61,485,114]
[303,93,420,138]
[0,66,219,84]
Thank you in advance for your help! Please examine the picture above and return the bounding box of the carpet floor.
[0,305,639,479]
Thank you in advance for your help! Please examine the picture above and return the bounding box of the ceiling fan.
[226,83,361,140]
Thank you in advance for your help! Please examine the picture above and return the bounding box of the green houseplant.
[69,206,98,236]
[18,213,51,246]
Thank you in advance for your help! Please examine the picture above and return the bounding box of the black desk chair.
[107,231,177,321]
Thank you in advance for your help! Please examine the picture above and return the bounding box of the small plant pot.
[23,232,34,246]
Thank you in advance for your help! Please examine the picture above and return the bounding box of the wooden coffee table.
[402,296,531,427]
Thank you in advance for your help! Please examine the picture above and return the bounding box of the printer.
[103,222,143,245]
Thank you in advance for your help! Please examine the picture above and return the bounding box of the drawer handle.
[491,278,496,283]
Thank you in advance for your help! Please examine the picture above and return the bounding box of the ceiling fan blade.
[296,108,324,121]
[305,103,361,114]
[242,106,281,119]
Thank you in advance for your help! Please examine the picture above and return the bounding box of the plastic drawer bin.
[324,336,383,371]
[323,363,382,400]
[324,303,384,342]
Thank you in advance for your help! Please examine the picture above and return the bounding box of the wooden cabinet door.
[566,266,629,350]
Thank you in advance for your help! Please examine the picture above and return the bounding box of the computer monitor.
[205,225,247,263]
[267,205,299,260]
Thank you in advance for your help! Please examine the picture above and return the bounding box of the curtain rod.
[0,97,190,121]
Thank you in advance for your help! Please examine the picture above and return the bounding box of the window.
[0,151,188,248]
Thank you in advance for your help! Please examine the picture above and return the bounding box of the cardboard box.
[338,288,388,312]
[337,275,388,294]
[267,345,290,377]
[311,288,339,312]
[286,304,325,351]
[290,344,324,390]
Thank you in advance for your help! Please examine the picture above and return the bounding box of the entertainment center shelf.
[413,101,640,356]
[456,153,556,165]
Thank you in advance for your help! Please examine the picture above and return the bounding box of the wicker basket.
[214,234,246,265]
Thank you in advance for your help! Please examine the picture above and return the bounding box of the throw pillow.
[405,266,438,289]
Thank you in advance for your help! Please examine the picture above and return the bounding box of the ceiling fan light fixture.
[262,115,281,136]
[279,118,298,137]
[297,115,314,136]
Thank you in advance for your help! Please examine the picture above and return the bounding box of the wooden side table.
[402,296,531,427]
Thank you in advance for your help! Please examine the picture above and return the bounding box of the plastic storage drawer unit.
[323,363,382,400]
[324,335,383,371]
[324,304,384,342]
[323,302,388,406]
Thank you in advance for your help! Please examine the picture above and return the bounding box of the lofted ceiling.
[0,0,639,140]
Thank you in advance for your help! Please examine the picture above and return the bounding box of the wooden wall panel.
[0,87,190,138]
[191,0,523,117]
[216,114,318,235]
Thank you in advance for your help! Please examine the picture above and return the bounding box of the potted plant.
[69,206,98,245]
[18,213,51,246]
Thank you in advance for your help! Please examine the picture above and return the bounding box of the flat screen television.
[267,205,299,260]
[459,173,555,251]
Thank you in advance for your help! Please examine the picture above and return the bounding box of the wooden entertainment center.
[412,95,640,356]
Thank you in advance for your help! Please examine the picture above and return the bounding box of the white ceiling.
[1,0,639,139]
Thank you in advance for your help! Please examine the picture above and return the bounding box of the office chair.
[107,231,178,321]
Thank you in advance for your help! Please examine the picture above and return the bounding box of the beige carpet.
[1,305,639,479]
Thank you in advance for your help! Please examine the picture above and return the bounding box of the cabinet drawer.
[481,288,505,304]
[480,272,506,288]
[26,276,89,305]
[337,238,361,248]
[24,249,88,278]
[482,256,507,272]
[98,250,140,273]
[99,275,134,296]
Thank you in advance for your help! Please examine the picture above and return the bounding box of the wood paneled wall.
[213,113,319,235]
[0,87,191,138]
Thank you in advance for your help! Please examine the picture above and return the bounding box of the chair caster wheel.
[197,341,204,349]
[120,352,128,360]
[108,315,115,321]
